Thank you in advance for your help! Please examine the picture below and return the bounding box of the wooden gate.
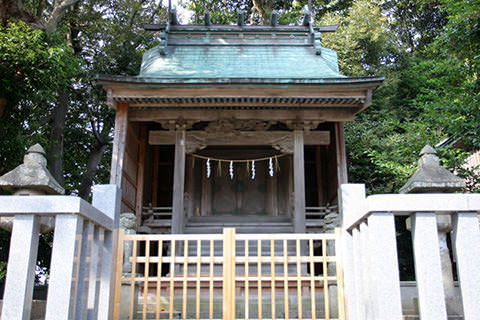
[113,229,345,320]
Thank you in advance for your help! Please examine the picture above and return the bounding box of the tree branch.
[45,0,80,32]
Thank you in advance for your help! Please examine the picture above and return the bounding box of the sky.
[161,0,193,23]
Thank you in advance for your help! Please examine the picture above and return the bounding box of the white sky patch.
[161,0,193,24]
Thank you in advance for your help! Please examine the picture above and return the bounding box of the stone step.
[184,220,293,235]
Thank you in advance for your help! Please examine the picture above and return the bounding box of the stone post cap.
[0,144,65,195]
[400,145,465,193]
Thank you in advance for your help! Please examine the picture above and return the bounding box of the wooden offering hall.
[98,17,383,236]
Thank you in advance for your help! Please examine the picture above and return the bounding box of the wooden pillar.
[110,102,128,185]
[152,146,159,207]
[335,122,348,185]
[315,146,326,206]
[293,130,306,233]
[185,156,195,218]
[171,130,186,234]
[135,126,147,225]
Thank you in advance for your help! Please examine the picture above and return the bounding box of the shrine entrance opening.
[187,146,292,217]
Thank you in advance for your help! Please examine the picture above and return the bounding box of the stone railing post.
[1,215,40,320]
[339,184,365,320]
[366,211,403,319]
[410,212,448,318]
[92,184,121,320]
[341,184,403,320]
[452,212,480,319]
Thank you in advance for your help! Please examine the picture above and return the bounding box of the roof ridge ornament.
[237,10,246,26]
[270,11,278,26]
[302,6,312,26]
[170,7,179,25]
[204,11,211,26]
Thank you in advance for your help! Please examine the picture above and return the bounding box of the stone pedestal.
[120,213,137,275]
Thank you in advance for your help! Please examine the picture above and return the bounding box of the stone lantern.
[0,144,64,232]
[400,145,465,315]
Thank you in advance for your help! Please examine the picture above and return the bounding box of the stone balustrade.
[340,184,480,320]
[0,185,120,320]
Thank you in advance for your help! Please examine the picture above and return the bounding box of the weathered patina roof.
[97,23,384,122]
[139,45,342,79]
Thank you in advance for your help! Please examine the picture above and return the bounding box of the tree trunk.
[78,140,109,200]
[47,90,68,187]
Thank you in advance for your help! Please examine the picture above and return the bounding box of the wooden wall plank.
[135,126,147,224]
[335,122,348,185]
[110,102,128,185]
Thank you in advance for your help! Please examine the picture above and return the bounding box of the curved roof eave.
[96,75,385,87]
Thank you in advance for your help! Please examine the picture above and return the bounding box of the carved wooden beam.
[149,130,330,153]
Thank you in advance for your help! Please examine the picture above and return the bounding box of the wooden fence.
[113,228,345,320]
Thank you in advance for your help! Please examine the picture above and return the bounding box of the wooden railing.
[114,228,345,320]
[142,206,173,228]
[140,205,337,233]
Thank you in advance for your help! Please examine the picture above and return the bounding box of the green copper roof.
[139,45,342,79]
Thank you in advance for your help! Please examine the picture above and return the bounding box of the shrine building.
[97,14,383,235]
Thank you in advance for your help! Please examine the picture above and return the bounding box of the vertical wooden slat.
[257,239,263,320]
[209,240,214,320]
[322,239,329,320]
[129,240,138,320]
[183,240,188,320]
[334,122,348,185]
[309,239,316,320]
[223,228,236,320]
[196,240,201,320]
[156,240,163,319]
[113,229,125,319]
[110,102,128,185]
[245,240,249,320]
[296,239,303,320]
[335,229,346,320]
[169,240,175,319]
[152,146,159,206]
[143,240,150,319]
[283,239,289,320]
[270,239,276,320]
[135,126,147,225]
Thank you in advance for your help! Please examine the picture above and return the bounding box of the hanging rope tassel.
[269,157,274,177]
[246,160,250,177]
[251,160,256,180]
[206,158,211,178]
[275,156,280,173]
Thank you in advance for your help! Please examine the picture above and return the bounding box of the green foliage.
[0,20,79,175]
[320,0,391,76]
[0,20,78,103]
